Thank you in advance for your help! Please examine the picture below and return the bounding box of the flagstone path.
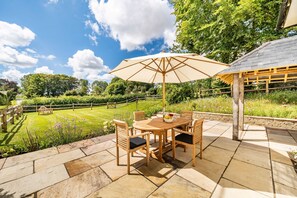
[0,121,296,198]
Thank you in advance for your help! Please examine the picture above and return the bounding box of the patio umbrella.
[110,52,229,111]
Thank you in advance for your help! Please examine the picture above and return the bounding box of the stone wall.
[193,111,297,130]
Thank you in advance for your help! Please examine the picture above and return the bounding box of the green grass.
[0,99,163,146]
[1,96,297,147]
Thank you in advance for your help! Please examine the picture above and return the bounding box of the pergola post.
[239,76,244,131]
[232,73,239,141]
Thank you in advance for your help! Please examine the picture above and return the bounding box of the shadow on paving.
[0,115,27,145]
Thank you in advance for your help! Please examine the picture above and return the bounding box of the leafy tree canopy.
[173,0,297,63]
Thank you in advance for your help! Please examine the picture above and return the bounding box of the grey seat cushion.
[130,137,146,149]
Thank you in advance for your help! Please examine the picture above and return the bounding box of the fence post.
[265,81,269,95]
[15,106,19,120]
[10,108,14,124]
[72,103,74,111]
[136,96,138,110]
[91,102,93,110]
[2,110,7,132]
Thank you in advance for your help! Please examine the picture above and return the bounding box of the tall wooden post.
[2,110,7,132]
[232,74,239,141]
[239,76,244,131]
[10,108,14,124]
[265,81,269,95]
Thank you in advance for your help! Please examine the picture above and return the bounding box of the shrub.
[21,93,147,106]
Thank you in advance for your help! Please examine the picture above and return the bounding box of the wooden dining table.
[133,117,191,162]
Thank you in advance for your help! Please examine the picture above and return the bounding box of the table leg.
[158,131,165,163]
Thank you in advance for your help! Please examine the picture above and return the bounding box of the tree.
[92,80,108,95]
[0,79,19,105]
[173,0,297,63]
[21,74,79,98]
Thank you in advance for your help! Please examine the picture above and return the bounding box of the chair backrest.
[113,119,129,150]
[193,119,204,144]
[180,110,193,120]
[133,111,146,121]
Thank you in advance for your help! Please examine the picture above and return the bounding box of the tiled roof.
[220,35,297,74]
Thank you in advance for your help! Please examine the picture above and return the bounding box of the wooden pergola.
[217,35,297,140]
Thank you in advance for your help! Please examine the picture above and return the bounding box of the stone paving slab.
[272,161,297,190]
[136,159,176,186]
[166,146,200,164]
[107,146,127,157]
[100,153,146,181]
[65,150,115,177]
[35,149,85,172]
[91,133,115,144]
[270,149,292,166]
[240,140,269,153]
[211,178,268,198]
[38,167,111,198]
[3,147,58,168]
[0,161,33,184]
[87,173,157,198]
[223,159,273,197]
[202,146,234,166]
[234,146,271,169]
[211,137,240,152]
[0,158,5,170]
[0,164,69,197]
[275,182,297,198]
[177,158,226,192]
[57,139,95,153]
[81,140,116,155]
[149,175,211,198]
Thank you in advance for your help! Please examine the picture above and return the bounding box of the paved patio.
[0,120,297,198]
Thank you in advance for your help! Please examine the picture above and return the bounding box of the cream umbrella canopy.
[110,52,229,111]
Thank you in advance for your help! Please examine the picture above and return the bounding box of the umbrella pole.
[162,72,165,113]
[162,57,166,113]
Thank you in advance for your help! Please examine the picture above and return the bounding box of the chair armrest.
[173,128,193,135]
[130,132,150,139]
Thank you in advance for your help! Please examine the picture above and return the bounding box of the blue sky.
[0,0,176,84]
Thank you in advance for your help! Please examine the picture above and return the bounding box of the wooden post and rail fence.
[0,105,23,132]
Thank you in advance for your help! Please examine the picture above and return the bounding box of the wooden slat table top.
[133,117,191,131]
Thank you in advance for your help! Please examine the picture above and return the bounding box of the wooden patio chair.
[113,119,150,174]
[177,110,193,131]
[133,111,156,143]
[172,119,204,166]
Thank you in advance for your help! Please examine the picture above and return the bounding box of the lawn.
[1,96,297,148]
[0,99,163,146]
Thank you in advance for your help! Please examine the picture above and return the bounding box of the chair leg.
[146,137,150,166]
[127,151,130,174]
[172,130,176,160]
[154,134,156,143]
[200,141,203,159]
[131,152,134,157]
[116,146,119,166]
[192,145,196,167]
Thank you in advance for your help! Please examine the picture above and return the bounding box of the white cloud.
[88,34,98,46]
[47,0,59,4]
[67,49,110,82]
[0,68,28,84]
[85,20,99,34]
[0,21,35,47]
[26,48,36,54]
[34,66,54,74]
[0,21,38,67]
[88,0,176,51]
[0,45,38,67]
[36,54,56,60]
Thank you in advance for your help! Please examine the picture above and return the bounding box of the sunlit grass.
[1,96,296,147]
